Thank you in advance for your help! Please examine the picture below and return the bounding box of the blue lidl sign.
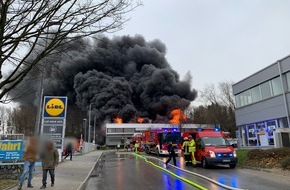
[0,140,24,160]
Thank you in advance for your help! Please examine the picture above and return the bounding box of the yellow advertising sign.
[45,98,65,117]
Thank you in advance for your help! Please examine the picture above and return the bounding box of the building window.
[266,120,276,137]
[123,128,135,133]
[260,81,272,99]
[115,128,123,133]
[243,90,252,105]
[278,117,288,128]
[256,122,265,133]
[107,128,114,133]
[251,85,261,102]
[271,77,283,96]
[286,72,290,90]
[235,96,241,108]
[247,124,256,138]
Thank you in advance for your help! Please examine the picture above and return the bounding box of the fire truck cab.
[143,128,182,156]
[183,128,238,168]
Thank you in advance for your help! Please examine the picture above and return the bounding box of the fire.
[137,117,144,123]
[114,117,123,124]
[169,109,186,124]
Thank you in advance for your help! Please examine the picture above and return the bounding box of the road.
[86,152,290,190]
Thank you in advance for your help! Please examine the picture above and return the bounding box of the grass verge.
[237,149,249,167]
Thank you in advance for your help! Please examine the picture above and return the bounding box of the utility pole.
[93,116,96,144]
[83,119,87,142]
[88,103,92,142]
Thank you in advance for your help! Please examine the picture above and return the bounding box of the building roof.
[233,53,290,87]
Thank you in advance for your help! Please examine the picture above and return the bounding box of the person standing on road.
[64,142,73,161]
[188,135,196,166]
[182,137,191,165]
[18,137,38,190]
[40,141,59,189]
[165,141,176,166]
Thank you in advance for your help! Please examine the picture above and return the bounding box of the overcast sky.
[110,0,290,93]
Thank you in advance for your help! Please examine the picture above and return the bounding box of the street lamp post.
[83,119,87,142]
[93,116,97,144]
[88,103,92,142]
[33,21,61,135]
[88,103,97,143]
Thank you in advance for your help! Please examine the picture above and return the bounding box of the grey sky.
[111,0,290,92]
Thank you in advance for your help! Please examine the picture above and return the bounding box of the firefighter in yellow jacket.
[182,137,191,165]
[188,135,196,166]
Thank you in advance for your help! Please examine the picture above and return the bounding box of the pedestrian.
[40,141,59,189]
[188,135,196,166]
[165,141,176,166]
[64,142,73,161]
[18,137,38,190]
[182,137,191,165]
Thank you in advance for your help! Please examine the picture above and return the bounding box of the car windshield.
[201,137,230,146]
[161,132,181,144]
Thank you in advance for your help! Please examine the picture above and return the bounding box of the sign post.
[41,96,68,162]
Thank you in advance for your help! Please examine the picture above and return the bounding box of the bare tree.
[218,81,235,109]
[0,106,7,133]
[10,106,37,135]
[192,81,237,136]
[200,81,235,107]
[0,0,140,103]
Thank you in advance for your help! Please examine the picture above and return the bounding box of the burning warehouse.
[105,123,216,146]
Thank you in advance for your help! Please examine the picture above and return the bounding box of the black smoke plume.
[12,35,197,124]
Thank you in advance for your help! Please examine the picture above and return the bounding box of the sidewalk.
[11,151,103,190]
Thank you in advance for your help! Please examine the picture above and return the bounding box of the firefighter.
[134,141,139,153]
[165,141,176,166]
[182,137,191,165]
[188,135,196,166]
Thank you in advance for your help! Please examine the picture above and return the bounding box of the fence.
[0,134,25,179]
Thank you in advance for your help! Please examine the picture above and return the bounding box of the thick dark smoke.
[12,35,197,123]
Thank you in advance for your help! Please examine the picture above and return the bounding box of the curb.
[238,166,290,176]
[76,152,103,190]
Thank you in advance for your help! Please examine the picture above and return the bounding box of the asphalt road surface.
[86,152,290,190]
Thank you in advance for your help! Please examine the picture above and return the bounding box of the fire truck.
[183,128,238,168]
[143,128,182,156]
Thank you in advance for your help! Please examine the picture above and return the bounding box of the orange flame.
[137,117,144,123]
[114,117,123,124]
[169,109,186,124]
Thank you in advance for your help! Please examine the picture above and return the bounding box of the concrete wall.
[81,142,96,154]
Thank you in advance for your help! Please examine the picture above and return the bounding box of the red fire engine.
[143,128,182,156]
[183,128,237,168]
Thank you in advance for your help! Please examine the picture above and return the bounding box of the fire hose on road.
[133,153,248,190]
[134,153,208,190]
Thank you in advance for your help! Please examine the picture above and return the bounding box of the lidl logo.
[43,97,67,118]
